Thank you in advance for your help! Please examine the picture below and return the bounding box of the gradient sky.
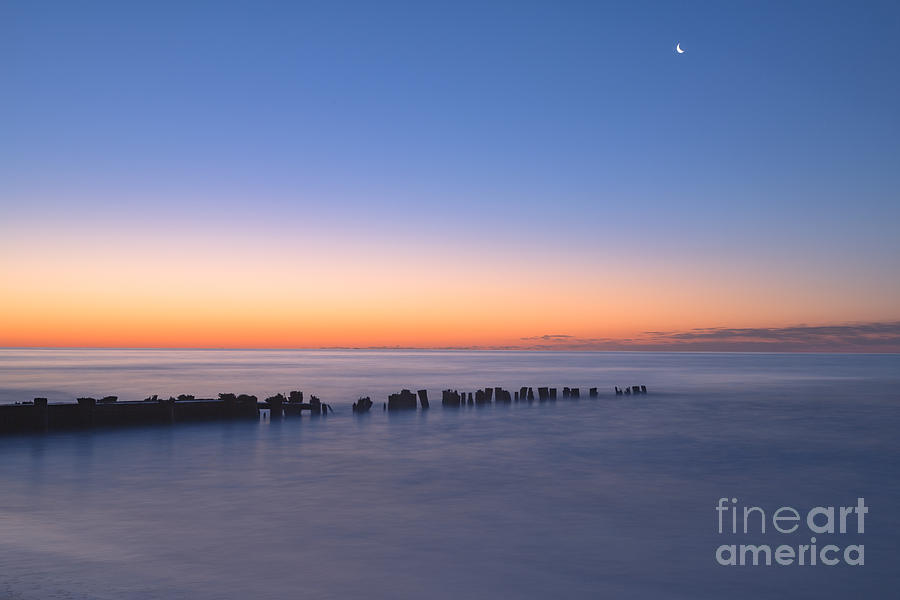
[2,1,899,350]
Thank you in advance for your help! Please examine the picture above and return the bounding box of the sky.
[2,0,899,351]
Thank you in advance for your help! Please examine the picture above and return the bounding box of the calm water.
[1,350,899,599]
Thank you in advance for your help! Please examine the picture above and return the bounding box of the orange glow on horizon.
[3,219,898,349]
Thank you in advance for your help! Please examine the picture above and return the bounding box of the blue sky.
[5,1,898,230]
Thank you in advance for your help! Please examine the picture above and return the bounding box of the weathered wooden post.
[353,396,373,412]
[158,397,175,423]
[221,392,236,418]
[265,394,285,418]
[417,389,429,409]
[283,393,301,416]
[549,388,557,401]
[238,394,259,418]
[76,397,96,428]
[589,387,598,398]
[268,393,284,417]
[33,397,49,431]
[387,390,417,411]
[441,390,460,407]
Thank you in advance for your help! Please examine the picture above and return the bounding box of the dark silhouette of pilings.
[236,394,260,417]
[615,385,647,395]
[266,391,331,416]
[442,390,461,407]
[1,382,654,434]
[77,397,96,427]
[307,395,333,415]
[265,393,285,418]
[159,396,175,423]
[219,393,258,419]
[283,392,301,415]
[221,393,237,417]
[34,397,49,431]
[388,389,418,411]
[352,396,373,413]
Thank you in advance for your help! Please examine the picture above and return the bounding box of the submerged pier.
[0,384,648,434]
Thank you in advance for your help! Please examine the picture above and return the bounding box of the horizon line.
[2,346,899,355]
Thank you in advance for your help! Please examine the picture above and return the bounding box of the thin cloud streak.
[512,322,900,352]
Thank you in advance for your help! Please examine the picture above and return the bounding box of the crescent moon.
[676,43,684,54]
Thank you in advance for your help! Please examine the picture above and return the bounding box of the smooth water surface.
[1,350,899,599]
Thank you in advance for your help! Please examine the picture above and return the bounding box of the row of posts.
[264,391,332,417]
[431,385,609,409]
[16,384,648,430]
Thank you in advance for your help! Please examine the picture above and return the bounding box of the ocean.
[1,349,898,599]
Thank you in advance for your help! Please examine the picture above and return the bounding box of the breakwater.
[0,384,647,434]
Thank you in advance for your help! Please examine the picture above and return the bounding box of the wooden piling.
[265,394,285,418]
[33,397,49,431]
[159,397,175,423]
[76,397,96,428]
